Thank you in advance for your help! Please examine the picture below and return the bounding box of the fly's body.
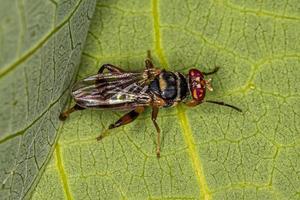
[60,51,241,157]
[72,69,188,110]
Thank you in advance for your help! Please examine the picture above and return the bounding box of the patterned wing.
[71,72,152,110]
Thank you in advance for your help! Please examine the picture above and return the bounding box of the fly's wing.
[72,72,152,110]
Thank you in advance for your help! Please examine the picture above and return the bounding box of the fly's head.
[188,69,213,101]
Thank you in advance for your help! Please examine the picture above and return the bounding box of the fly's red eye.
[188,69,206,101]
[189,69,204,79]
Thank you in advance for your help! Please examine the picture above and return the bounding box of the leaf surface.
[0,0,95,199]
[1,0,300,199]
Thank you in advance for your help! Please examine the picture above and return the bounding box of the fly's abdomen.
[149,70,188,106]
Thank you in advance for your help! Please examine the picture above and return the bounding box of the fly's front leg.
[59,104,85,121]
[98,64,124,74]
[96,107,145,140]
[185,99,202,107]
[151,106,161,158]
[203,66,220,76]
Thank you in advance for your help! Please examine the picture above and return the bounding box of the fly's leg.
[145,50,154,69]
[151,106,161,158]
[145,59,154,69]
[108,106,145,129]
[59,104,85,121]
[185,99,202,107]
[98,64,124,74]
[203,66,220,76]
[96,107,145,140]
[147,50,152,60]
[145,50,160,80]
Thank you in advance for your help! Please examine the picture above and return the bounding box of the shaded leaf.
[0,0,96,199]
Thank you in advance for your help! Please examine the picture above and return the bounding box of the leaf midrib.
[151,0,211,199]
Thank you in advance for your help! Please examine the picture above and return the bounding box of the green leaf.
[2,0,300,199]
[0,0,96,199]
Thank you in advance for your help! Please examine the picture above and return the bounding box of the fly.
[59,51,242,157]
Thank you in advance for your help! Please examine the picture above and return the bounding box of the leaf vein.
[223,0,300,21]
[0,0,83,78]
[151,0,211,199]
[55,143,73,200]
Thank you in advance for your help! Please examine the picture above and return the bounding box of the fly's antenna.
[205,100,242,112]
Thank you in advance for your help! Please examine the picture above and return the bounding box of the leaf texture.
[1,0,300,199]
[0,0,96,199]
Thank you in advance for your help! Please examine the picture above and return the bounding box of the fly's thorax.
[149,70,188,107]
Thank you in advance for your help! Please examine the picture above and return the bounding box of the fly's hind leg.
[59,104,85,121]
[96,107,145,140]
[98,64,124,74]
[151,106,161,158]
